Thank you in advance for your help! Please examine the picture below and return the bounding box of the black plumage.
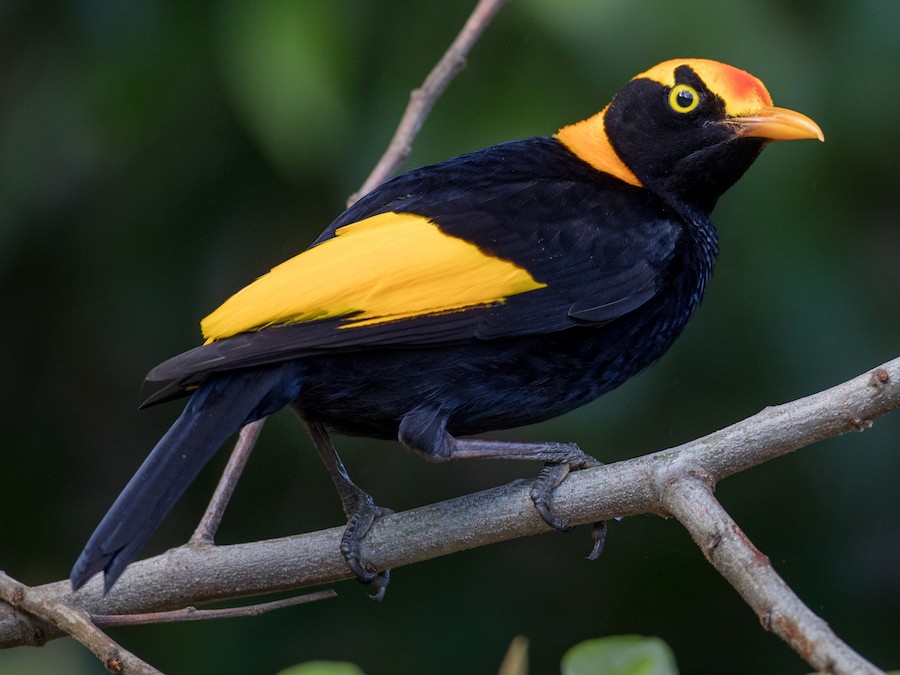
[71,59,822,593]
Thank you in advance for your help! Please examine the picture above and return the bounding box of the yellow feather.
[556,106,642,187]
[636,59,773,116]
[201,212,546,342]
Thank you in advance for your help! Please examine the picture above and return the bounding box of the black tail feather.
[71,363,299,592]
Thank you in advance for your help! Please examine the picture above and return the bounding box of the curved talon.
[587,520,608,560]
[545,513,573,532]
[530,455,607,558]
[530,462,575,530]
[367,569,390,602]
[341,504,394,589]
[341,538,378,583]
[535,503,572,531]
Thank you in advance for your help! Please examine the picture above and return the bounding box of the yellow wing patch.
[201,212,546,342]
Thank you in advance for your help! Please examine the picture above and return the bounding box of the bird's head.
[557,58,823,214]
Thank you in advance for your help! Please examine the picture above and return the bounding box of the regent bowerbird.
[71,59,823,598]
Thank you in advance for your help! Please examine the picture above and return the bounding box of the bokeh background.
[2,0,898,673]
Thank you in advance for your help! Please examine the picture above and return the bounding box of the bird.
[71,58,823,597]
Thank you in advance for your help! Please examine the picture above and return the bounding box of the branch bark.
[2,357,897,674]
[89,590,336,627]
[663,478,880,675]
[190,418,266,545]
[0,571,161,674]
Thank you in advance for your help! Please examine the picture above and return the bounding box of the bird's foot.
[528,446,607,558]
[341,495,394,601]
[412,434,609,560]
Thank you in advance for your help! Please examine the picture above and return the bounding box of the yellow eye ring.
[669,84,700,113]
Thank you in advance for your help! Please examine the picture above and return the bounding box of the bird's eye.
[669,84,700,113]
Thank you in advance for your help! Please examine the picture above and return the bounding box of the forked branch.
[1,357,897,675]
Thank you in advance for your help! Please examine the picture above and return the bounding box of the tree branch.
[662,478,880,675]
[0,571,161,674]
[190,418,267,545]
[347,0,511,205]
[89,590,336,627]
[3,3,893,672]
[2,357,897,674]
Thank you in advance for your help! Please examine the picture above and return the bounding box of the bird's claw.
[341,500,394,598]
[587,519,608,560]
[529,452,608,559]
[531,462,575,531]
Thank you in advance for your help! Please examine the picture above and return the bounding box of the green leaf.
[561,635,678,675]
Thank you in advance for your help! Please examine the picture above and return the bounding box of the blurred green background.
[1,0,898,673]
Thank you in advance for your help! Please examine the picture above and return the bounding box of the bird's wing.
[198,210,548,343]
[147,140,682,385]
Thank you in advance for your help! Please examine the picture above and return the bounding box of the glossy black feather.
[148,138,683,384]
[73,60,792,592]
[71,364,300,590]
[143,135,717,440]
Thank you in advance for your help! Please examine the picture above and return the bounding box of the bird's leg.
[296,412,391,600]
[453,439,607,560]
[398,408,606,559]
[455,439,603,529]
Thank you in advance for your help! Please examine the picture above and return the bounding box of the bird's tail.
[70,363,301,592]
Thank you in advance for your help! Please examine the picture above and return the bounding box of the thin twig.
[0,571,161,674]
[347,0,511,205]
[90,590,336,627]
[191,418,267,544]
